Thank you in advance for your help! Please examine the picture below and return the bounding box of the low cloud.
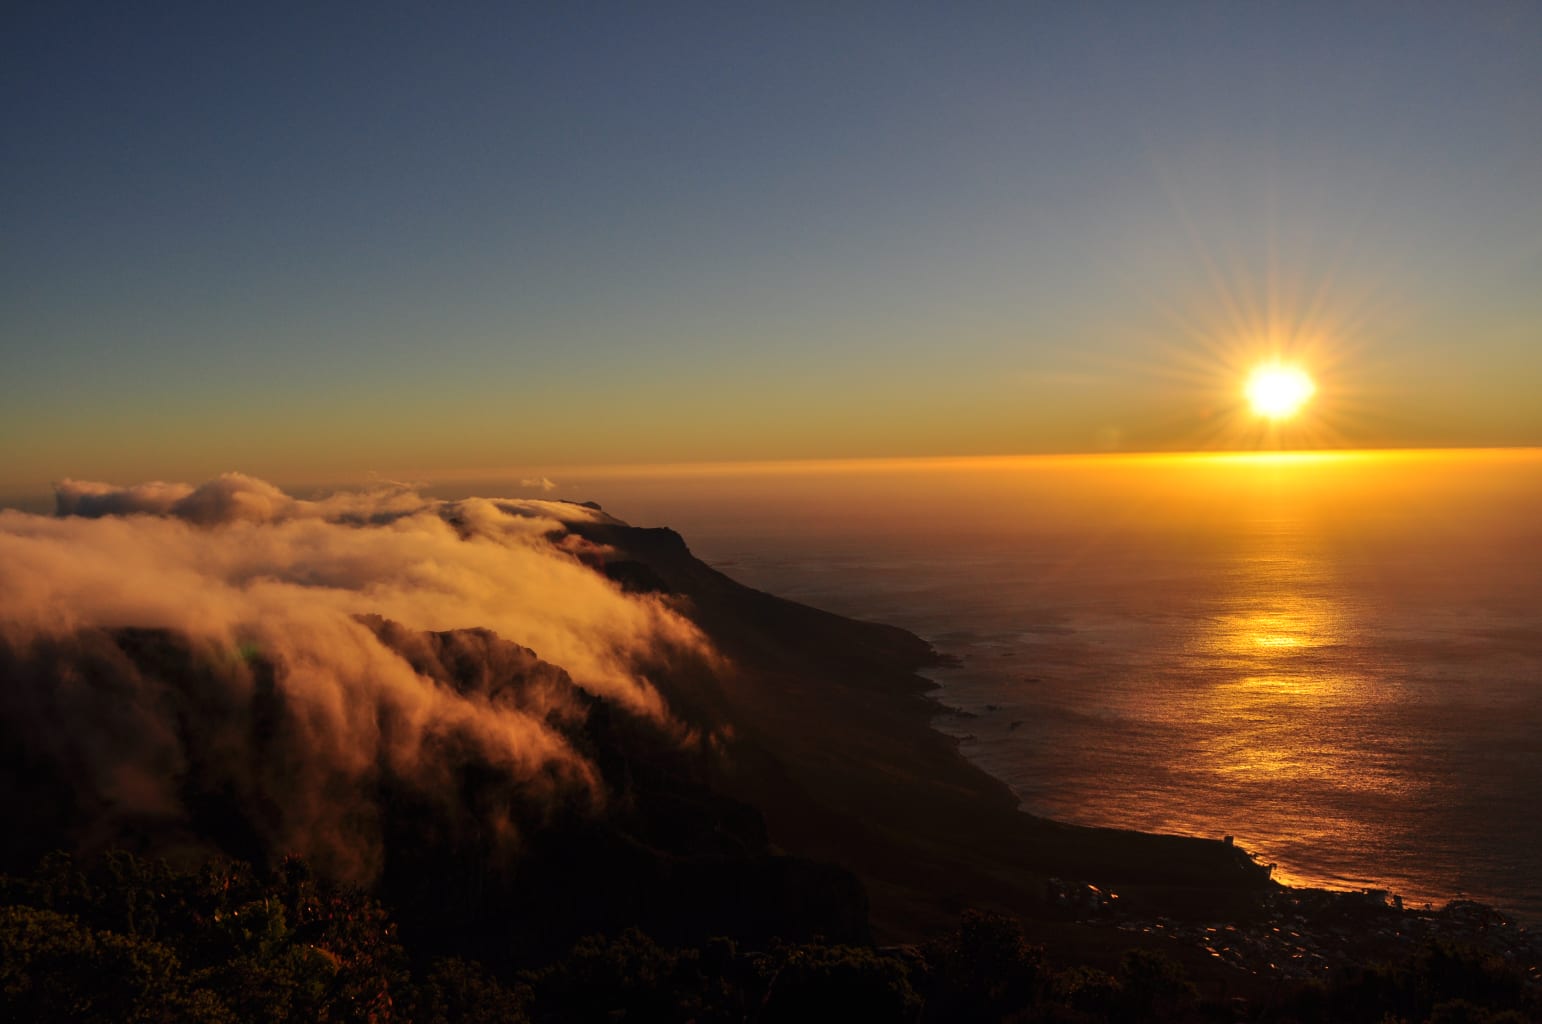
[521,476,558,492]
[0,474,715,881]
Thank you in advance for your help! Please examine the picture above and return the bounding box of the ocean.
[563,449,1542,921]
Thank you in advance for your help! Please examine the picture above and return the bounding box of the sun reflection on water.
[1203,596,1344,663]
[640,448,1542,915]
[1186,558,1387,792]
[1225,607,1332,651]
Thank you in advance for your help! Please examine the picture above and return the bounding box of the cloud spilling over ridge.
[0,474,716,880]
[28,473,700,709]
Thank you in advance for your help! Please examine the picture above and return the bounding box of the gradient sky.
[3,3,1539,494]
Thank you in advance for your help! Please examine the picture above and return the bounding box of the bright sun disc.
[1245,365,1315,419]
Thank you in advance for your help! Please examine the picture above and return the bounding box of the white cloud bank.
[0,473,715,880]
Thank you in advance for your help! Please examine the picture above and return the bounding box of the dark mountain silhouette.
[0,511,1268,970]
[571,520,1272,942]
[0,616,866,966]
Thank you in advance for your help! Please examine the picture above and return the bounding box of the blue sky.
[3,3,1539,492]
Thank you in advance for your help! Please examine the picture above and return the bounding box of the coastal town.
[1045,878,1542,986]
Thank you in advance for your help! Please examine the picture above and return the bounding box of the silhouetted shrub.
[921,909,1044,1021]
[407,957,530,1024]
[1426,999,1533,1024]
[1113,948,1196,1018]
[1053,964,1122,1020]
[760,942,920,1023]
[1276,939,1536,1024]
[1,852,407,1023]
[523,928,751,1023]
[5,852,1539,1023]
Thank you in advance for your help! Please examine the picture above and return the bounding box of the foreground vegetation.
[2,852,1536,1023]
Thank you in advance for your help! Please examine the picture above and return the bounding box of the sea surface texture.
[581,450,1542,921]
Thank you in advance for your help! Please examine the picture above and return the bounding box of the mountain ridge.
[570,517,1273,942]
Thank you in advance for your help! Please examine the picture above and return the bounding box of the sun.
[1244,364,1315,420]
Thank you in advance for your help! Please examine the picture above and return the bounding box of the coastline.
[917,656,1302,892]
[572,515,1538,986]
[1,487,1534,1001]
[577,521,1276,927]
[915,651,1539,929]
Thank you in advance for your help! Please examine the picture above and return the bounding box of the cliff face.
[0,505,1268,964]
[574,520,1275,939]
[0,616,869,964]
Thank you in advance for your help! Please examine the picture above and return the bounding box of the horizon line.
[2,443,1538,506]
[418,443,1542,484]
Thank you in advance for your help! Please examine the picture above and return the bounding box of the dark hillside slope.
[577,522,1273,940]
[0,509,1267,963]
[0,621,867,965]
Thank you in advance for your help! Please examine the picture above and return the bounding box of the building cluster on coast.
[1067,884,1542,983]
